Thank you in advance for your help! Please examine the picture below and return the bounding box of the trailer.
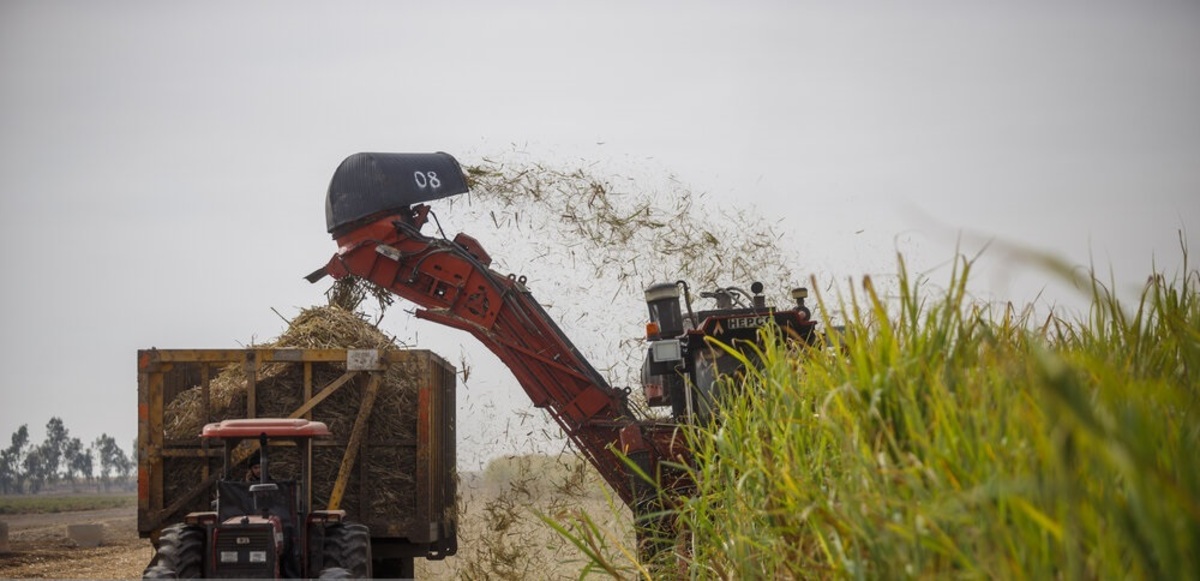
[137,347,456,577]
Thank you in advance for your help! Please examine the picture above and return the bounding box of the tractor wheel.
[143,523,205,579]
[316,566,352,579]
[141,565,176,579]
[321,522,372,579]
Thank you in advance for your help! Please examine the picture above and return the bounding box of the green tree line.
[0,417,134,494]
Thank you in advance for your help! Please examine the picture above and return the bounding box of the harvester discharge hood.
[325,152,469,235]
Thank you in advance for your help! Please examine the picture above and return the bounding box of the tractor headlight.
[651,339,682,363]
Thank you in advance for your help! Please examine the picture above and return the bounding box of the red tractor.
[142,419,371,579]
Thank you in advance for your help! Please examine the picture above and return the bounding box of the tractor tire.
[321,522,372,579]
[316,566,352,579]
[141,565,177,579]
[143,523,205,579]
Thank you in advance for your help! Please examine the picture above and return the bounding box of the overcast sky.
[2,1,1197,469]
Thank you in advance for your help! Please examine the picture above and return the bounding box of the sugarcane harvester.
[307,152,818,556]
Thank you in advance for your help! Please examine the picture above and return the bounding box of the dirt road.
[0,506,153,579]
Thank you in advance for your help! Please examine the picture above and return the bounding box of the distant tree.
[0,448,16,494]
[117,450,134,481]
[63,437,85,489]
[94,433,128,491]
[1,423,139,494]
[9,425,29,457]
[72,448,95,489]
[23,446,47,494]
[41,417,69,486]
[127,437,139,491]
[5,425,30,493]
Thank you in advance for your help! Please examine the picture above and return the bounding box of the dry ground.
[0,507,153,579]
[0,481,631,580]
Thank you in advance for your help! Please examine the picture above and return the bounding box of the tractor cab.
[204,418,322,524]
[143,419,372,579]
[640,281,818,422]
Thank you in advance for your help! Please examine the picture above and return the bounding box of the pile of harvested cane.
[160,304,434,526]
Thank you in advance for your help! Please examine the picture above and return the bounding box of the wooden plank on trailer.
[137,365,150,531]
[245,351,257,419]
[160,449,223,458]
[415,377,431,542]
[144,347,423,365]
[153,474,217,531]
[303,361,313,512]
[149,370,164,526]
[303,362,313,417]
[287,371,360,419]
[327,373,382,510]
[143,349,251,364]
[200,365,211,483]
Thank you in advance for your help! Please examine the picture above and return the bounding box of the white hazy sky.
[2,1,1197,469]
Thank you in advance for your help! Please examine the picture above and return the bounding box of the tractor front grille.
[210,524,276,578]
